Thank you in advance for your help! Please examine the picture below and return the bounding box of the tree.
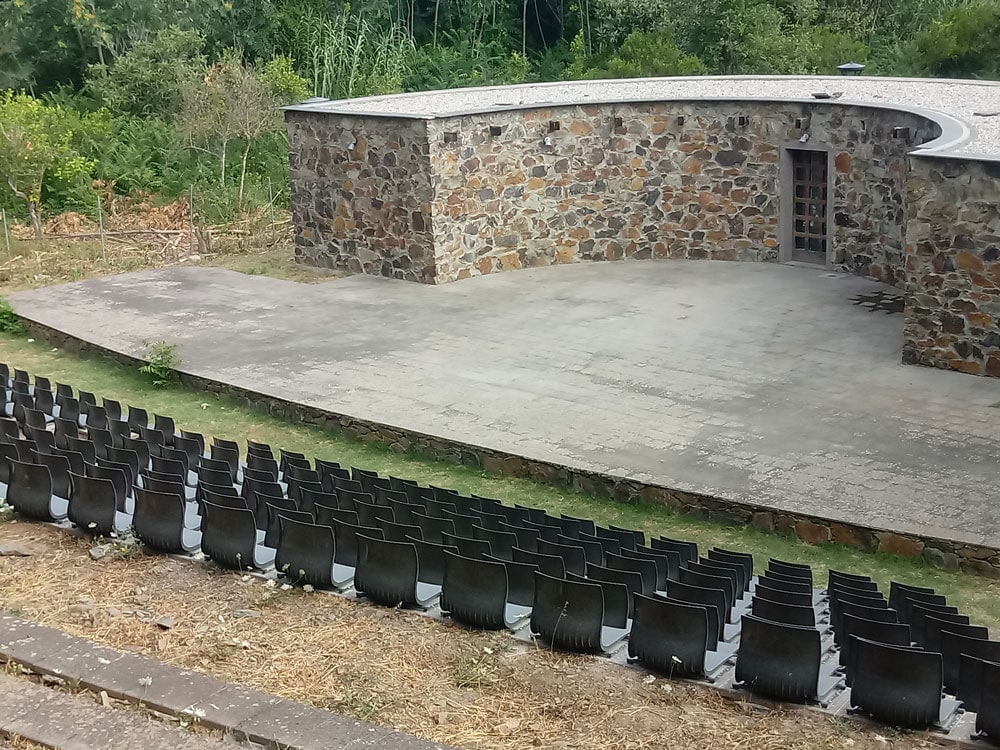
[179,52,309,206]
[567,31,707,79]
[88,28,205,118]
[0,92,103,238]
[893,3,1000,79]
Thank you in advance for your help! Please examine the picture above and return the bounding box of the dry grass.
[0,522,945,750]
[0,735,50,750]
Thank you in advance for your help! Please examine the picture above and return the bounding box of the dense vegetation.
[1,0,998,229]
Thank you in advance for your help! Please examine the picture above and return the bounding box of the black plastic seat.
[440,509,479,537]
[957,654,995,713]
[523,519,562,543]
[536,538,587,576]
[377,519,422,543]
[89,428,114,460]
[754,581,813,608]
[179,430,205,454]
[313,502,358,528]
[386,496,418,525]
[297,486,338,516]
[133,486,201,553]
[665,578,734,641]
[209,443,240,482]
[605,551,657,594]
[32,450,71,499]
[618,548,669,591]
[941,631,1000,694]
[511,546,565,579]
[330,520,382,587]
[335,487,372,512]
[760,570,814,595]
[412,512,456,544]
[153,414,176,444]
[923,616,988,654]
[23,426,54,454]
[106,447,141,487]
[889,581,936,612]
[441,552,531,630]
[67,472,130,535]
[279,448,309,476]
[768,558,813,583]
[651,536,697,564]
[64,435,97,465]
[699,556,747,593]
[100,398,121,422]
[751,595,818,628]
[566,571,630,629]
[496,521,539,553]
[198,466,235,490]
[275,517,337,587]
[107,419,131,449]
[679,567,734,616]
[6,459,68,521]
[84,405,109,431]
[898,593,950,625]
[629,594,737,677]
[530,571,628,654]
[200,501,275,570]
[474,525,518,561]
[586,563,644,618]
[597,525,642,551]
[354,535,440,608]
[830,584,887,610]
[53,417,79,451]
[354,498,394,528]
[839,613,911,678]
[832,599,896,642]
[441,531,492,560]
[708,548,753,584]
[828,569,875,591]
[85,463,130,513]
[127,405,149,432]
[316,459,350,490]
[409,538,460,587]
[976,659,1000,740]
[910,604,965,645]
[736,614,840,703]
[849,636,958,726]
[263,500,310,548]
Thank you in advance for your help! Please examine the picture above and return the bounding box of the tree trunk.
[29,201,42,240]
[433,0,441,47]
[238,141,251,208]
[220,138,228,187]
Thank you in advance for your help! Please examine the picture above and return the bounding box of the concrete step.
[0,672,242,750]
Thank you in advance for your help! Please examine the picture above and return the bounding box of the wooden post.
[188,185,195,257]
[267,177,276,245]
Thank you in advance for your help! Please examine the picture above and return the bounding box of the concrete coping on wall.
[284,75,999,161]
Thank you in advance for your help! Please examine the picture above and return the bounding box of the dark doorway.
[789,149,829,264]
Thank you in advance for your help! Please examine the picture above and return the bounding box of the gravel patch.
[290,75,1000,156]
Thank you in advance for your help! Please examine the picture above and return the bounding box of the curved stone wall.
[426,100,938,284]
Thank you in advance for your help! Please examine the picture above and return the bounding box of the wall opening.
[788,148,830,265]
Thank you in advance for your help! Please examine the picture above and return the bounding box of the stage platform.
[11,260,1000,547]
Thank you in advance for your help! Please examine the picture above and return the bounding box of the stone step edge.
[0,615,449,750]
[0,670,237,750]
[18,315,1000,577]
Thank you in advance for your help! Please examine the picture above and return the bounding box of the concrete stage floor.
[12,261,1000,546]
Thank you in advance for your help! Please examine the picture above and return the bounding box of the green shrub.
[0,298,25,336]
[139,341,181,388]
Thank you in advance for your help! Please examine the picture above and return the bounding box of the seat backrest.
[759,570,812,595]
[649,536,697,563]
[6,458,55,520]
[556,533,604,567]
[849,636,942,726]
[699,556,746,593]
[751,594,815,628]
[298,486,338,516]
[0,444,18,484]
[497,521,540,553]
[767,558,813,584]
[530,571,606,653]
[596,525,639,552]
[313,502,359,528]
[910,604,964,645]
[665,579,727,642]
[32,450,70,499]
[264,500,310,548]
[566,572,628,629]
[132,486,186,552]
[200,500,259,569]
[977,659,1000,739]
[629,594,710,675]
[941,630,1000,694]
[754,581,812,608]
[485,555,538,608]
[888,581,936,612]
[441,551,509,630]
[275,516,336,588]
[604,551,656,594]
[209,443,239,479]
[412,512,456,545]
[409,538,459,586]
[441,531,492,560]
[630,546,681,588]
[377,519,422,544]
[67,472,117,534]
[511,546,565,579]
[560,513,596,537]
[736,614,821,702]
[833,599,897,643]
[536,538,587,577]
[923,616,988,654]
[958,654,997,714]
[198,466,234,490]
[685,563,736,603]
[84,462,127,510]
[840,613,911,679]
[828,568,875,591]
[708,547,753,583]
[355,535,420,607]
[332,520,383,567]
[586,563,643,619]
[127,405,149,430]
[678,567,733,614]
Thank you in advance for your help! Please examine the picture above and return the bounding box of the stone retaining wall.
[903,155,1000,377]
[23,317,1000,578]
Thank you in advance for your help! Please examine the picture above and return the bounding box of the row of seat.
[1,364,999,740]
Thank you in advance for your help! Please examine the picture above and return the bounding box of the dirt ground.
[0,521,949,750]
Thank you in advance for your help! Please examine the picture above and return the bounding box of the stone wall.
[286,99,938,286]
[426,101,936,284]
[286,112,437,282]
[903,156,1000,377]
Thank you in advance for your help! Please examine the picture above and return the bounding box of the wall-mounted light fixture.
[799,133,810,143]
